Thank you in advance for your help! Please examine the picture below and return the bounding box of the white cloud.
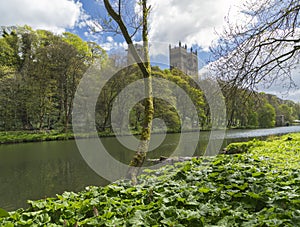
[148,0,244,53]
[101,35,121,51]
[106,36,114,42]
[101,40,128,52]
[0,0,82,33]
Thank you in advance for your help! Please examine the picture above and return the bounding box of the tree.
[154,68,206,129]
[247,111,259,128]
[57,32,93,132]
[24,30,58,130]
[211,0,299,90]
[258,102,276,128]
[278,103,293,123]
[103,0,153,184]
[0,26,104,131]
[0,32,19,130]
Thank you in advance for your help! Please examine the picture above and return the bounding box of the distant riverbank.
[2,126,300,145]
[0,130,116,144]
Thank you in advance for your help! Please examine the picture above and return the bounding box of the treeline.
[0,26,299,132]
[222,85,300,128]
[0,26,106,132]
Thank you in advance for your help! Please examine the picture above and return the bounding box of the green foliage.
[221,85,300,129]
[247,111,259,128]
[155,68,206,128]
[278,104,294,123]
[0,26,105,131]
[0,130,117,144]
[0,131,74,144]
[1,26,300,133]
[62,32,91,57]
[95,66,206,134]
[1,133,300,226]
[258,103,276,128]
[225,139,263,154]
[0,208,9,218]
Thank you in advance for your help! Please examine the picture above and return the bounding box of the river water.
[1,125,300,211]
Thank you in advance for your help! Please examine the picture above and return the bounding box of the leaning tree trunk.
[127,0,153,185]
[103,0,154,185]
[128,67,153,184]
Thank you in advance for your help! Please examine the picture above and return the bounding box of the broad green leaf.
[198,187,210,193]
[0,208,9,217]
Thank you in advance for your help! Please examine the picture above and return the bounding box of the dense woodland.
[0,26,299,132]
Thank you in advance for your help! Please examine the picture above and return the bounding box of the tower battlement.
[169,41,198,78]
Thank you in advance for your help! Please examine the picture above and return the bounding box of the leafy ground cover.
[1,133,300,226]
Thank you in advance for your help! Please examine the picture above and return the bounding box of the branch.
[210,0,300,90]
[103,0,149,78]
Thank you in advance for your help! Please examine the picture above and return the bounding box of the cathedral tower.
[169,41,198,79]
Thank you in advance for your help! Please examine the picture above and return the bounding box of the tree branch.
[103,0,149,78]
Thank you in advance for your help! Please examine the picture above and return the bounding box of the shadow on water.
[1,125,300,211]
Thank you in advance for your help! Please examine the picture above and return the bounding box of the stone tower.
[127,43,144,65]
[169,41,198,79]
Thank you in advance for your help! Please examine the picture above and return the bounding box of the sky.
[0,0,299,102]
[0,0,244,58]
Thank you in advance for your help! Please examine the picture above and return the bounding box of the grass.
[0,128,202,145]
[0,130,75,144]
[0,130,120,144]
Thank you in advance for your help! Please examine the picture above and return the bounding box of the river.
[1,125,300,211]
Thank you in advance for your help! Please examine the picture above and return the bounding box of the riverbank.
[1,133,300,226]
[0,128,207,144]
[0,130,117,144]
[2,126,300,145]
[0,130,74,144]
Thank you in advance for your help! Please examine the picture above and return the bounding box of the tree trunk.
[103,0,153,185]
[128,0,153,184]
[128,80,153,184]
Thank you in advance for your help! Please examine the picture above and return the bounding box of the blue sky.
[0,0,299,101]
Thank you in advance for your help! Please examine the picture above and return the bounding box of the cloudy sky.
[0,0,299,101]
[0,0,244,71]
[0,0,82,33]
[0,0,243,53]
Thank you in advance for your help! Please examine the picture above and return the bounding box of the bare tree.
[210,0,299,91]
[103,0,153,184]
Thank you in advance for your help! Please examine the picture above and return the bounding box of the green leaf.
[0,208,9,217]
[252,172,265,177]
[2,223,14,227]
[247,192,260,199]
[198,187,211,193]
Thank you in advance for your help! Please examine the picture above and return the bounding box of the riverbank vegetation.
[1,26,300,136]
[0,130,74,144]
[1,133,300,226]
[0,130,116,144]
